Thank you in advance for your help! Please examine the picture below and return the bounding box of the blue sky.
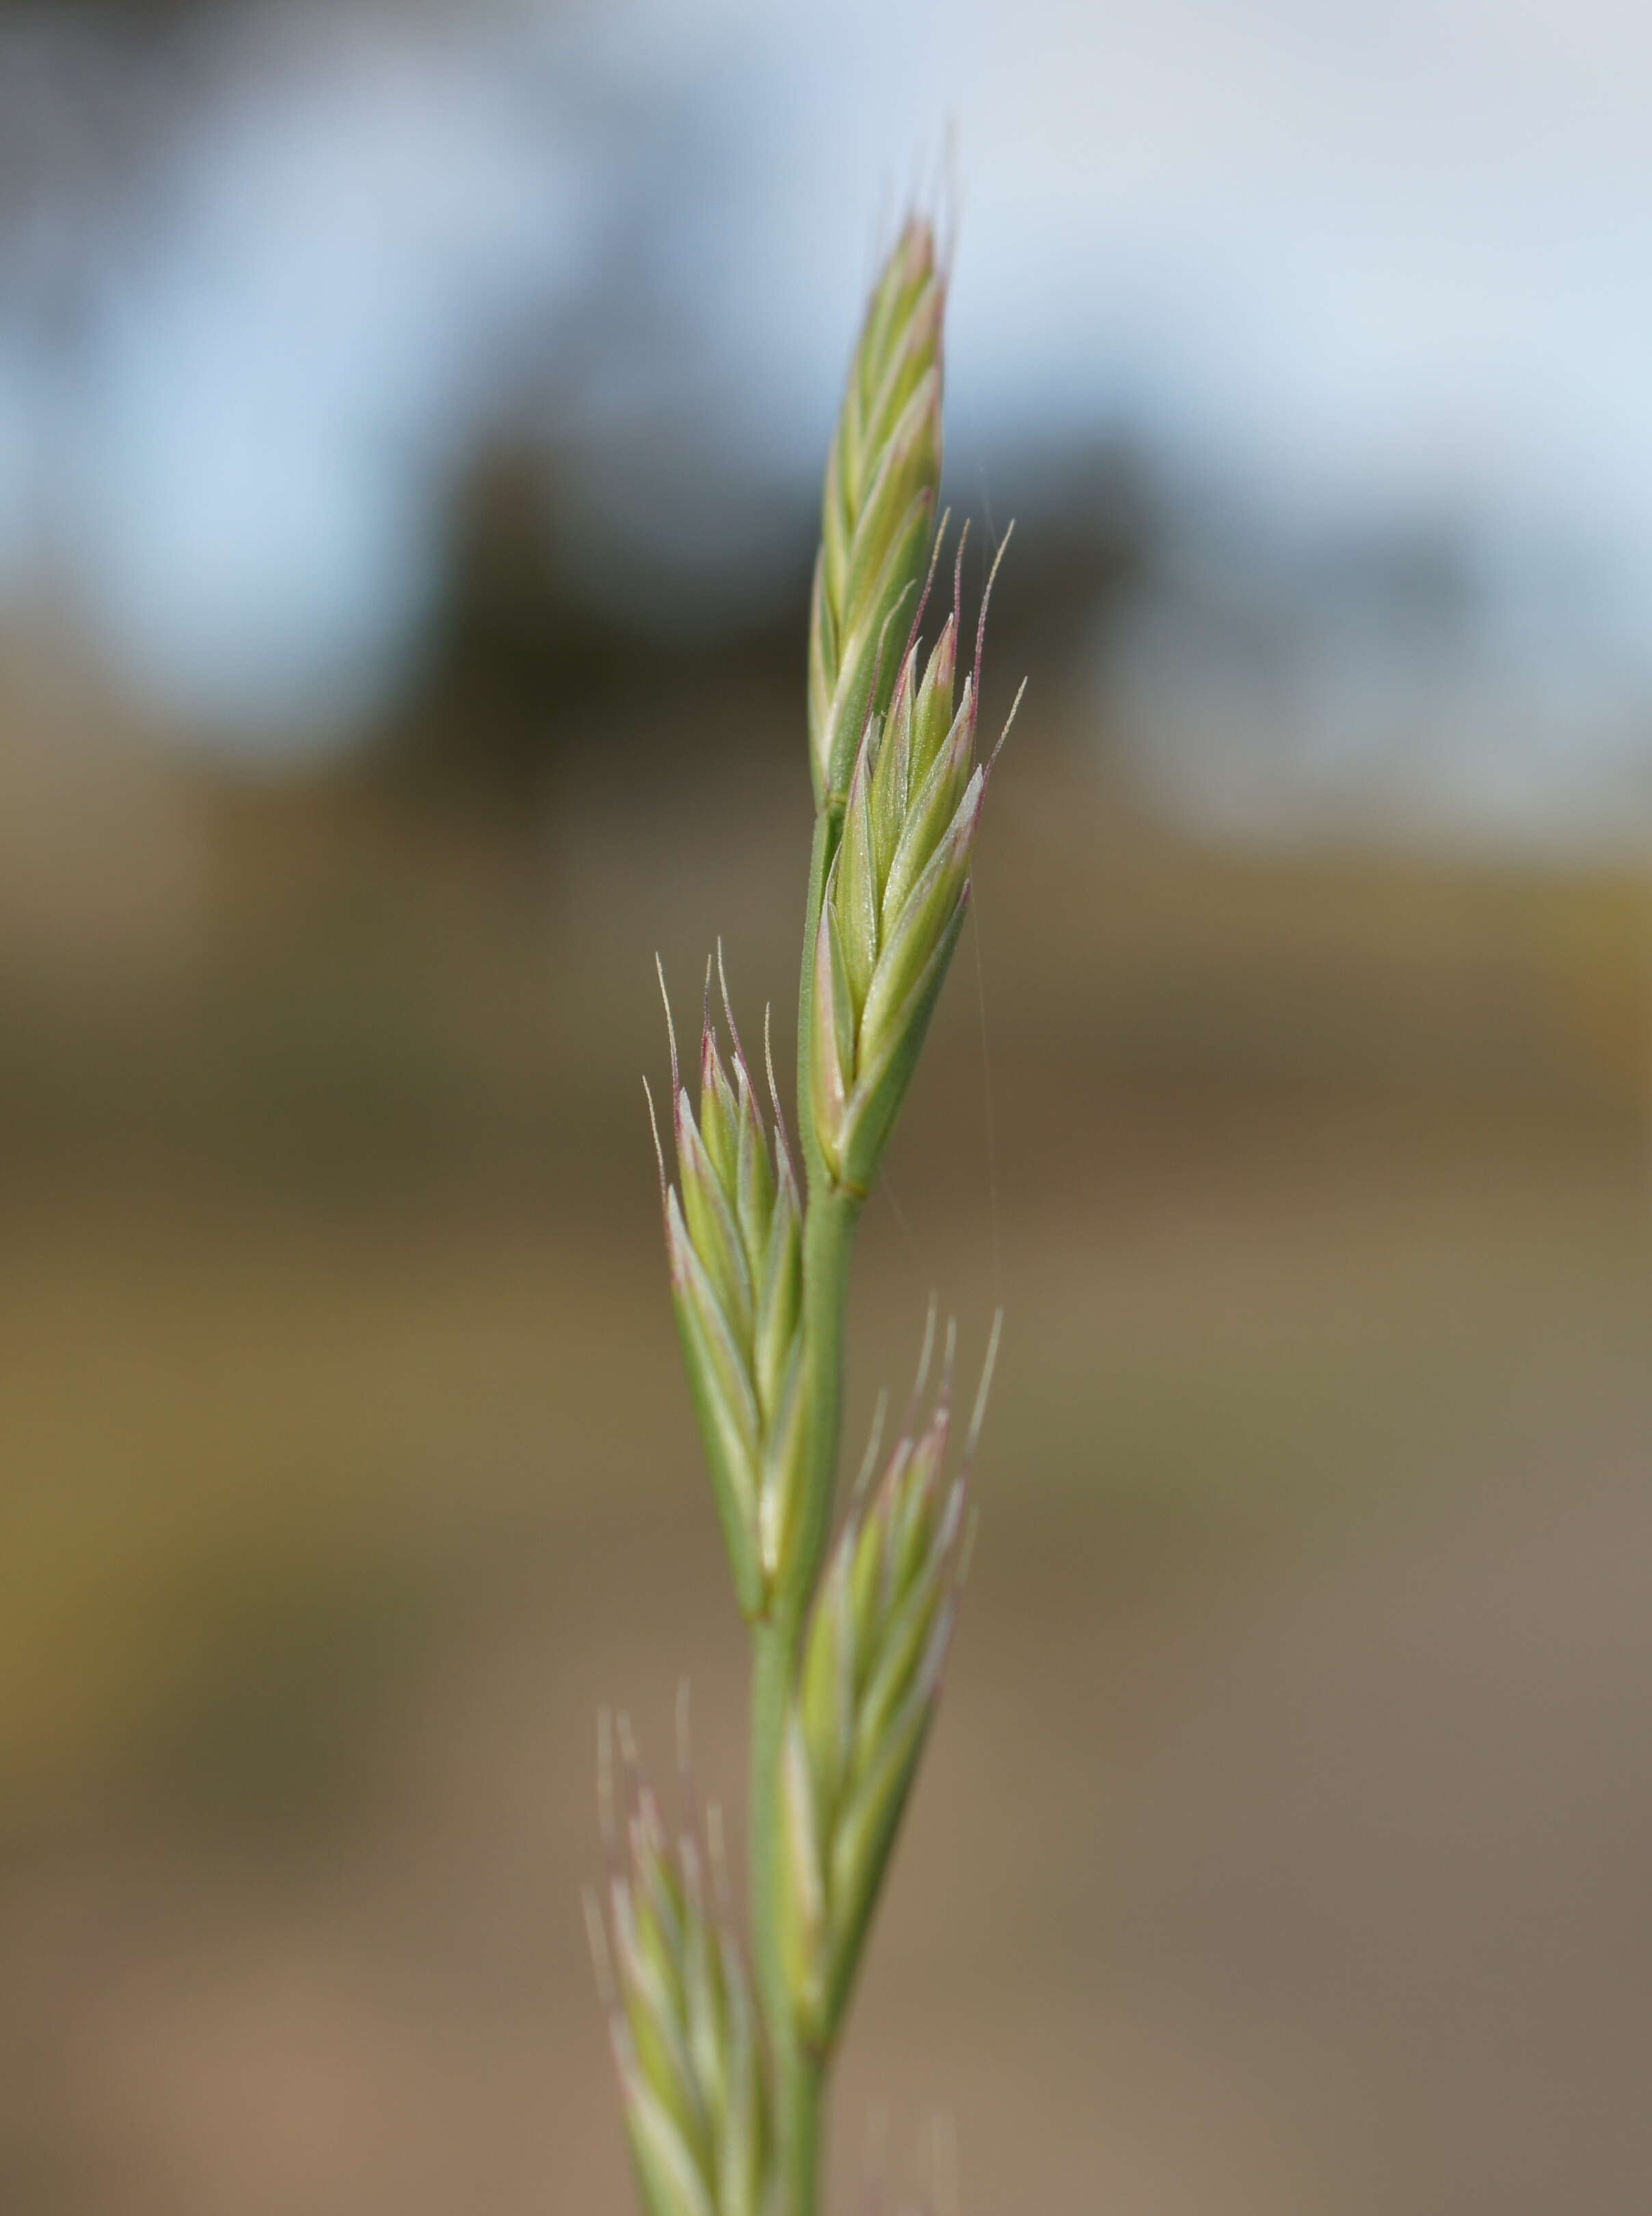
[5,0,1652,836]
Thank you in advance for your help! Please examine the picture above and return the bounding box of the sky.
[4,0,1652,842]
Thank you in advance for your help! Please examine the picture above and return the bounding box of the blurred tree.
[977,436,1162,740]
[0,2,211,591]
[371,431,814,824]
[371,434,674,815]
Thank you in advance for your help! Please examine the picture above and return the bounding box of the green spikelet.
[593,1718,771,2216]
[778,1344,976,2051]
[808,218,946,808]
[809,558,1020,1195]
[655,959,806,1618]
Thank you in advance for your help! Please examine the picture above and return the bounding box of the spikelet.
[654,958,805,1619]
[809,217,946,807]
[591,1717,770,2216]
[810,548,1020,1195]
[779,1327,988,2050]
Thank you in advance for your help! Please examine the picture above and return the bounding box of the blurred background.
[3,1,1651,2210]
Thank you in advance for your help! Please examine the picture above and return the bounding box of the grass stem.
[745,798,861,2214]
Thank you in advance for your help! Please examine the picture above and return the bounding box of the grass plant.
[593,213,1015,2216]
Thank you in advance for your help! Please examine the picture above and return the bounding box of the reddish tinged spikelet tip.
[924,612,957,699]
[700,1017,721,1084]
[672,1082,697,1156]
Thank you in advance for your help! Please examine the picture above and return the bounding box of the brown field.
[1,738,1649,2213]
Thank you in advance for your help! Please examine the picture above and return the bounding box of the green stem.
[791,1183,860,1601]
[750,1185,858,2212]
[777,2040,826,2216]
[751,1636,825,2216]
[748,1611,795,2038]
[795,803,838,1195]
[746,794,859,2216]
